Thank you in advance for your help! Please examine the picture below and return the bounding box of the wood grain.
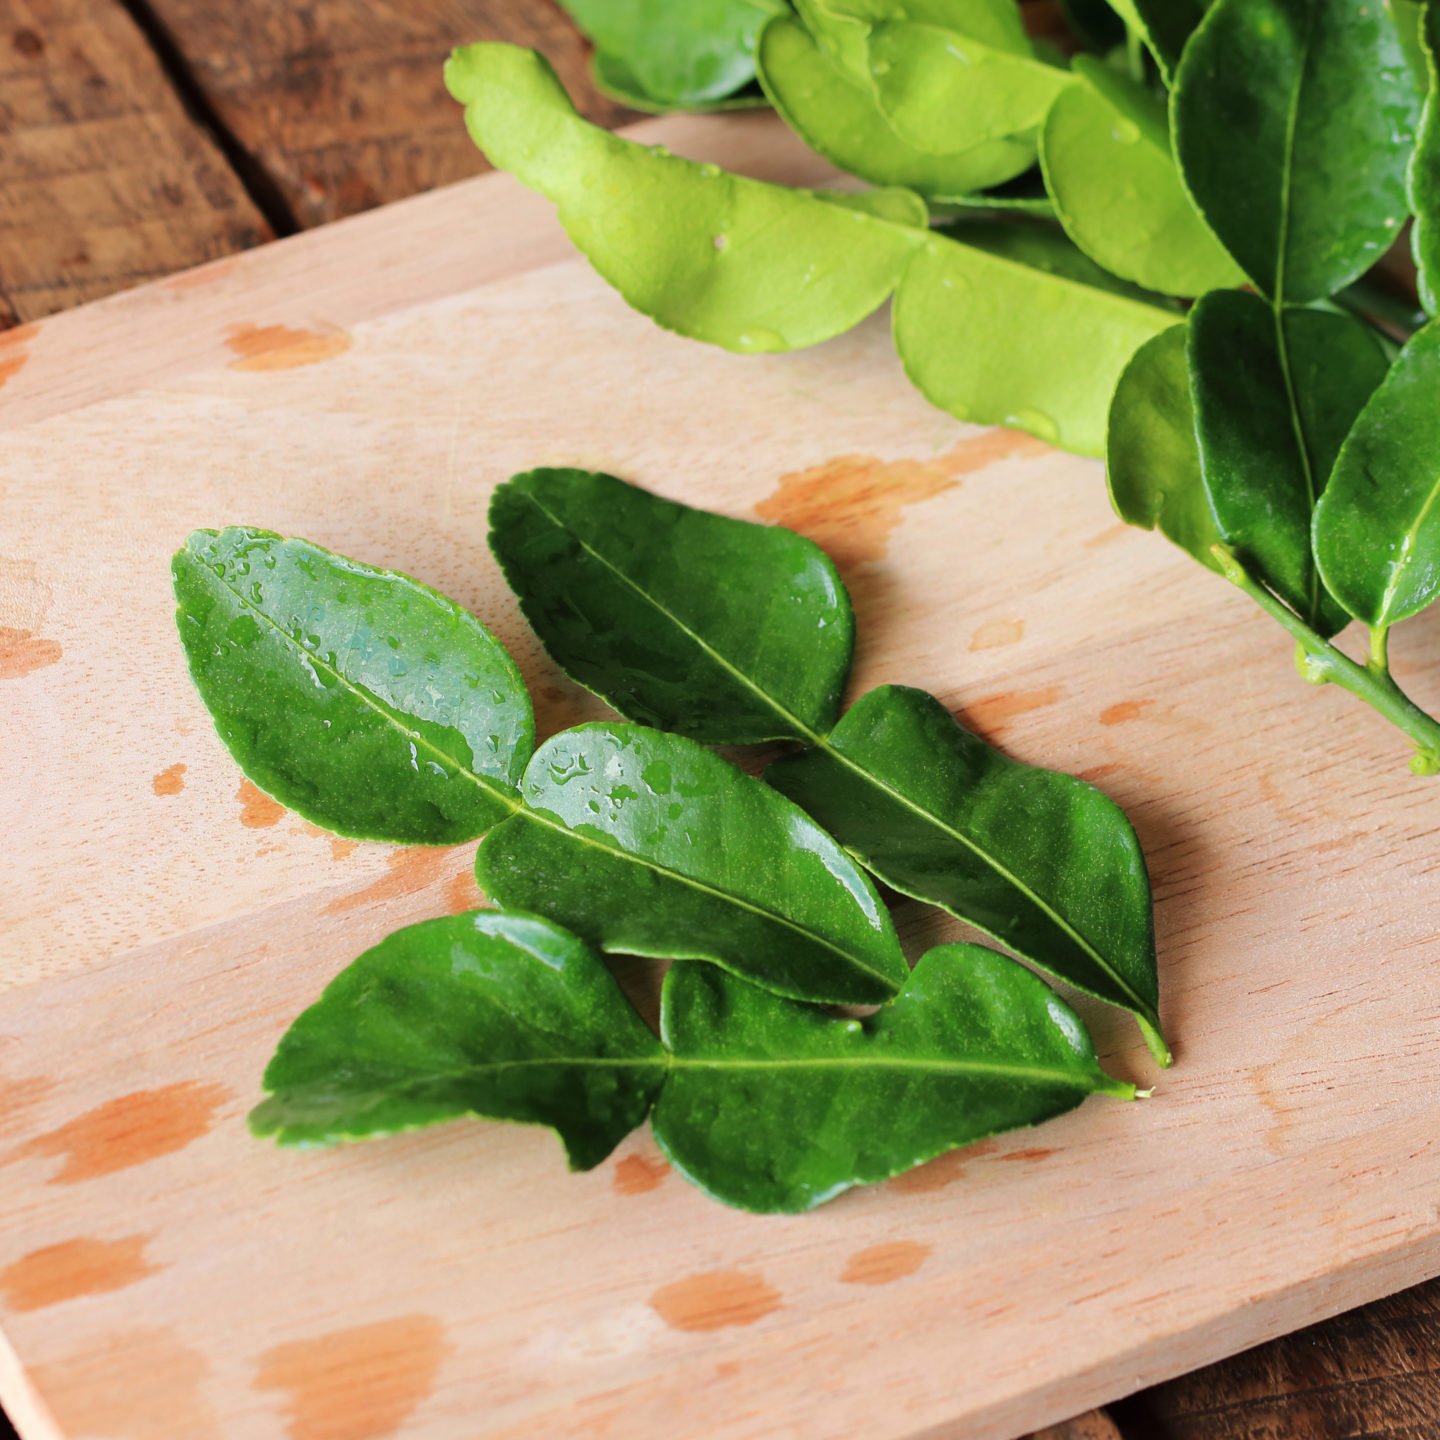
[4,113,1440,1440]
[0,0,270,323]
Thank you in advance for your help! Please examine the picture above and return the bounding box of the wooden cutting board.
[3,108,1440,1440]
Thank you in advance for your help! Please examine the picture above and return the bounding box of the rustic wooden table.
[1,3,1436,1438]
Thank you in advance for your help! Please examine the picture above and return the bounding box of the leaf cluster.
[173,473,1161,1211]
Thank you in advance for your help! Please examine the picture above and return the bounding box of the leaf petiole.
[1212,546,1440,774]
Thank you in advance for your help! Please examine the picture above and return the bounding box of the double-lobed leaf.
[489,467,853,743]
[172,528,532,844]
[1039,57,1242,297]
[476,723,908,1006]
[1187,291,1389,635]
[1172,0,1420,305]
[767,685,1165,1061]
[254,912,1134,1212]
[1314,322,1440,630]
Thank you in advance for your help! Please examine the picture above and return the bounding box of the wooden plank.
[5,118,1440,1440]
[135,0,633,229]
[0,0,271,323]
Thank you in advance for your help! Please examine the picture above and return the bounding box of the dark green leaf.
[1039,57,1243,296]
[767,685,1166,1061]
[477,723,908,1006]
[1107,325,1225,572]
[445,43,925,353]
[249,910,665,1170]
[489,468,853,744]
[1187,290,1389,633]
[1412,1,1440,316]
[1314,321,1440,628]
[655,942,1135,1212]
[558,0,783,109]
[1172,0,1419,303]
[758,14,1035,198]
[1105,0,1208,84]
[172,527,532,844]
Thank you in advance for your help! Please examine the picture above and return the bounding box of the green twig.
[1211,547,1440,775]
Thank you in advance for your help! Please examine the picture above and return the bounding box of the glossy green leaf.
[768,685,1165,1061]
[558,0,783,109]
[1107,326,1224,573]
[445,43,924,353]
[1411,1,1440,316]
[758,15,1035,198]
[1103,0,1207,83]
[590,53,769,114]
[489,468,853,744]
[172,528,532,844]
[894,232,1176,456]
[1187,290,1389,634]
[1314,322,1440,629]
[1172,0,1419,304]
[250,911,664,1168]
[655,942,1135,1212]
[477,724,908,1006]
[1040,57,1244,296]
[866,21,1071,155]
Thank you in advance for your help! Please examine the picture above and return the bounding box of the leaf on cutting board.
[1172,0,1420,304]
[1314,321,1440,629]
[444,43,926,353]
[172,527,532,844]
[1187,289,1390,634]
[758,14,1036,199]
[1103,0,1208,84]
[767,684,1167,1063]
[1411,1,1440,316]
[558,0,784,110]
[249,911,666,1169]
[1039,57,1244,297]
[476,723,909,1006]
[488,468,854,744]
[655,942,1137,1212]
[1107,325,1225,573]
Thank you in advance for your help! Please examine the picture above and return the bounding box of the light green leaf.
[590,52,769,114]
[489,468,854,744]
[445,42,924,352]
[250,911,664,1168]
[172,528,532,844]
[1040,57,1244,296]
[1411,1,1440,316]
[1172,0,1420,304]
[768,685,1166,1062]
[1107,326,1225,572]
[655,943,1135,1212]
[1187,290,1389,634]
[559,0,783,109]
[1314,322,1440,628]
[1103,0,1208,83]
[866,21,1071,155]
[476,724,908,1006]
[758,15,1035,197]
[894,232,1176,455]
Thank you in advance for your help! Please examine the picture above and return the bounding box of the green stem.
[1212,547,1440,775]
[1124,26,1145,84]
[1136,1013,1172,1070]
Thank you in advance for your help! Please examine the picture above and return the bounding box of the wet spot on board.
[649,1271,782,1332]
[225,322,352,372]
[255,1315,450,1440]
[1099,700,1153,726]
[1,1234,158,1312]
[0,323,38,389]
[445,867,484,915]
[237,779,286,828]
[165,256,240,291]
[0,1074,56,1141]
[13,1080,232,1184]
[756,430,1045,570]
[323,846,459,916]
[32,1327,219,1439]
[969,618,1024,652]
[0,626,61,679]
[613,1152,670,1196]
[958,687,1062,740]
[887,1140,998,1194]
[840,1240,932,1287]
[998,1147,1055,1163]
[1076,762,1123,784]
[331,837,358,861]
[152,763,186,796]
